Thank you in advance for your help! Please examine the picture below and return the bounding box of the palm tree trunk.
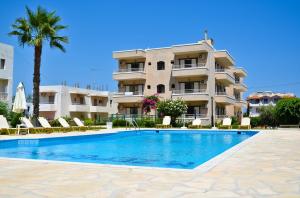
[32,45,42,126]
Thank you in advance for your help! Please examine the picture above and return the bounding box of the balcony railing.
[0,92,8,101]
[185,113,208,119]
[173,63,206,69]
[40,101,55,104]
[215,68,226,72]
[71,102,86,105]
[215,91,227,95]
[173,89,206,94]
[115,91,144,96]
[116,68,144,72]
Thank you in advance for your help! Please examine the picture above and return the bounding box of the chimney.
[203,30,214,46]
[204,30,208,40]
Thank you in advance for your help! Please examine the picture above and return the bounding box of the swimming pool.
[0,130,257,169]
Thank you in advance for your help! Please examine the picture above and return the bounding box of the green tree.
[275,98,300,125]
[259,106,278,127]
[9,6,68,125]
[157,98,187,125]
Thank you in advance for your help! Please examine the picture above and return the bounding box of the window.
[157,84,165,93]
[93,98,97,106]
[157,61,165,70]
[130,107,138,115]
[0,59,5,69]
[49,95,55,104]
[147,85,151,89]
[171,84,175,89]
[80,97,84,104]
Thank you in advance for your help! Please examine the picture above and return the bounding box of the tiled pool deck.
[0,129,299,197]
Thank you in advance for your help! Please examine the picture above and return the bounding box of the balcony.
[235,99,247,107]
[39,102,56,112]
[215,92,235,104]
[113,50,146,59]
[234,82,248,92]
[0,92,8,101]
[172,63,208,77]
[233,67,247,77]
[214,51,234,66]
[69,103,90,112]
[113,68,146,80]
[90,105,107,113]
[113,91,144,103]
[172,89,209,101]
[215,69,235,85]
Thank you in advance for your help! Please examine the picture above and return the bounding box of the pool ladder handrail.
[125,118,140,131]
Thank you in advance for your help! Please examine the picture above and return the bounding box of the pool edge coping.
[0,129,261,173]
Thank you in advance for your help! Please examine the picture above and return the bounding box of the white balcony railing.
[173,89,207,94]
[215,91,227,96]
[173,63,206,69]
[116,68,144,72]
[215,68,226,72]
[0,92,8,101]
[114,91,144,96]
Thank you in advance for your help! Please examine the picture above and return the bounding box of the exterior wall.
[0,43,13,107]
[39,85,118,120]
[112,39,248,125]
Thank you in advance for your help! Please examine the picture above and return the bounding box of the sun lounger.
[239,117,251,129]
[0,115,29,135]
[38,117,62,133]
[156,116,171,128]
[188,118,202,128]
[220,117,232,129]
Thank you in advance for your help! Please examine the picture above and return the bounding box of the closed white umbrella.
[12,82,27,113]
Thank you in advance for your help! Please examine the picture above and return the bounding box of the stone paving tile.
[0,129,300,197]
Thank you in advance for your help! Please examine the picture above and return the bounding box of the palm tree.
[9,6,68,125]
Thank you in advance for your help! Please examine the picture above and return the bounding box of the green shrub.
[0,101,9,117]
[250,117,261,128]
[112,119,128,127]
[259,106,278,127]
[8,112,22,127]
[94,117,108,125]
[49,119,61,127]
[84,118,93,126]
[275,98,300,125]
[231,116,239,125]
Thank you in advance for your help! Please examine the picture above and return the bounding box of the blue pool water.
[0,130,257,169]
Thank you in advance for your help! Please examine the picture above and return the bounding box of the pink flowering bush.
[142,94,159,114]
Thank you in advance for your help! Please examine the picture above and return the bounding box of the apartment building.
[38,85,117,120]
[247,91,295,117]
[0,43,13,106]
[112,33,247,125]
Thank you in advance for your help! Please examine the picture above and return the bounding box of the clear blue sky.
[1,0,300,97]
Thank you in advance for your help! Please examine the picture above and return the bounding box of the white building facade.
[0,43,13,106]
[247,91,296,117]
[38,85,118,120]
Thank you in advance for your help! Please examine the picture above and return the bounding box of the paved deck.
[0,129,299,197]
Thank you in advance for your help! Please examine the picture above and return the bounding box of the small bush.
[0,101,9,117]
[49,119,61,127]
[259,106,278,127]
[250,117,261,128]
[231,116,239,125]
[8,112,22,127]
[112,119,129,127]
[84,118,93,126]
